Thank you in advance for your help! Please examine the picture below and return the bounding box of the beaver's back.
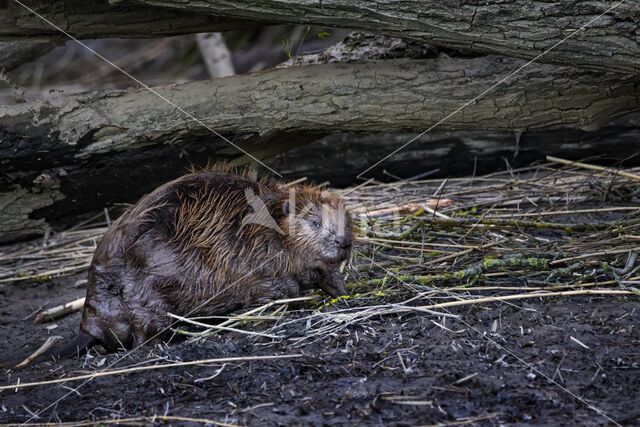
[81,170,290,349]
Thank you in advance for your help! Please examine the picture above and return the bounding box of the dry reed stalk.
[546,155,640,181]
[0,354,303,392]
[7,416,239,427]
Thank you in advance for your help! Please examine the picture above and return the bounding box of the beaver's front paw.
[318,271,348,298]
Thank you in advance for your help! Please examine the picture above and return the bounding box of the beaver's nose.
[334,235,352,249]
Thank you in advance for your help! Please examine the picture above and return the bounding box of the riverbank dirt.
[1,274,638,426]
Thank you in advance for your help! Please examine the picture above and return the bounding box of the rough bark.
[138,0,640,74]
[0,0,247,40]
[277,32,436,68]
[2,1,638,74]
[2,56,638,148]
[1,55,640,242]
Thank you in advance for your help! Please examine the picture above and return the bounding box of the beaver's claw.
[318,274,348,298]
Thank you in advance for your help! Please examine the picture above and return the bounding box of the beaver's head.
[280,189,353,267]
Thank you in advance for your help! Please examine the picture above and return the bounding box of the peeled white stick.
[16,335,63,368]
[35,297,85,323]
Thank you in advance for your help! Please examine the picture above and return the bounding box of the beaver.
[20,166,353,364]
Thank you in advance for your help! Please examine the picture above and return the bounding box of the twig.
[0,354,303,391]
[167,312,281,338]
[411,290,635,311]
[369,257,550,286]
[12,415,240,426]
[15,336,63,368]
[546,156,640,181]
[35,297,86,323]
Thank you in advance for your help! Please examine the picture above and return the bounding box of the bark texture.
[0,0,246,40]
[2,1,638,74]
[139,0,640,74]
[2,56,638,148]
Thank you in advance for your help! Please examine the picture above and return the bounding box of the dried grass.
[1,158,639,348]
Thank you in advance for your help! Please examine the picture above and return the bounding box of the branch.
[3,1,638,73]
[2,56,637,151]
[0,0,248,39]
[138,0,640,74]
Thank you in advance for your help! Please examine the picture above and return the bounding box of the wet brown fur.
[42,165,353,359]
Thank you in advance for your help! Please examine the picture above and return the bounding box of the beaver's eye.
[310,220,321,229]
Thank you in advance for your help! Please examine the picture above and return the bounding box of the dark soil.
[1,275,638,426]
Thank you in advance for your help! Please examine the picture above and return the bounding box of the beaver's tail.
[1,330,96,368]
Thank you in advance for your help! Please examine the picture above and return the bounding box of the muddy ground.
[1,273,638,426]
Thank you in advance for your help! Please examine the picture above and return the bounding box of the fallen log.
[0,0,247,40]
[3,1,638,74]
[2,55,638,151]
[138,0,640,74]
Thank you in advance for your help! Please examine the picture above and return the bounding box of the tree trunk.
[134,0,640,74]
[2,1,638,74]
[196,33,235,78]
[0,0,247,39]
[1,52,639,242]
[2,56,638,151]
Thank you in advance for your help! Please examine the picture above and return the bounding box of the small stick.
[390,304,460,319]
[358,237,479,249]
[341,178,375,196]
[284,177,307,187]
[570,336,591,349]
[431,217,616,232]
[0,354,303,391]
[198,295,317,337]
[167,312,281,339]
[486,206,640,219]
[422,241,503,267]
[0,263,91,284]
[16,415,240,426]
[423,205,451,220]
[546,156,640,181]
[551,247,640,265]
[35,297,86,323]
[411,289,635,311]
[454,372,479,385]
[15,336,63,368]
[351,199,454,217]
